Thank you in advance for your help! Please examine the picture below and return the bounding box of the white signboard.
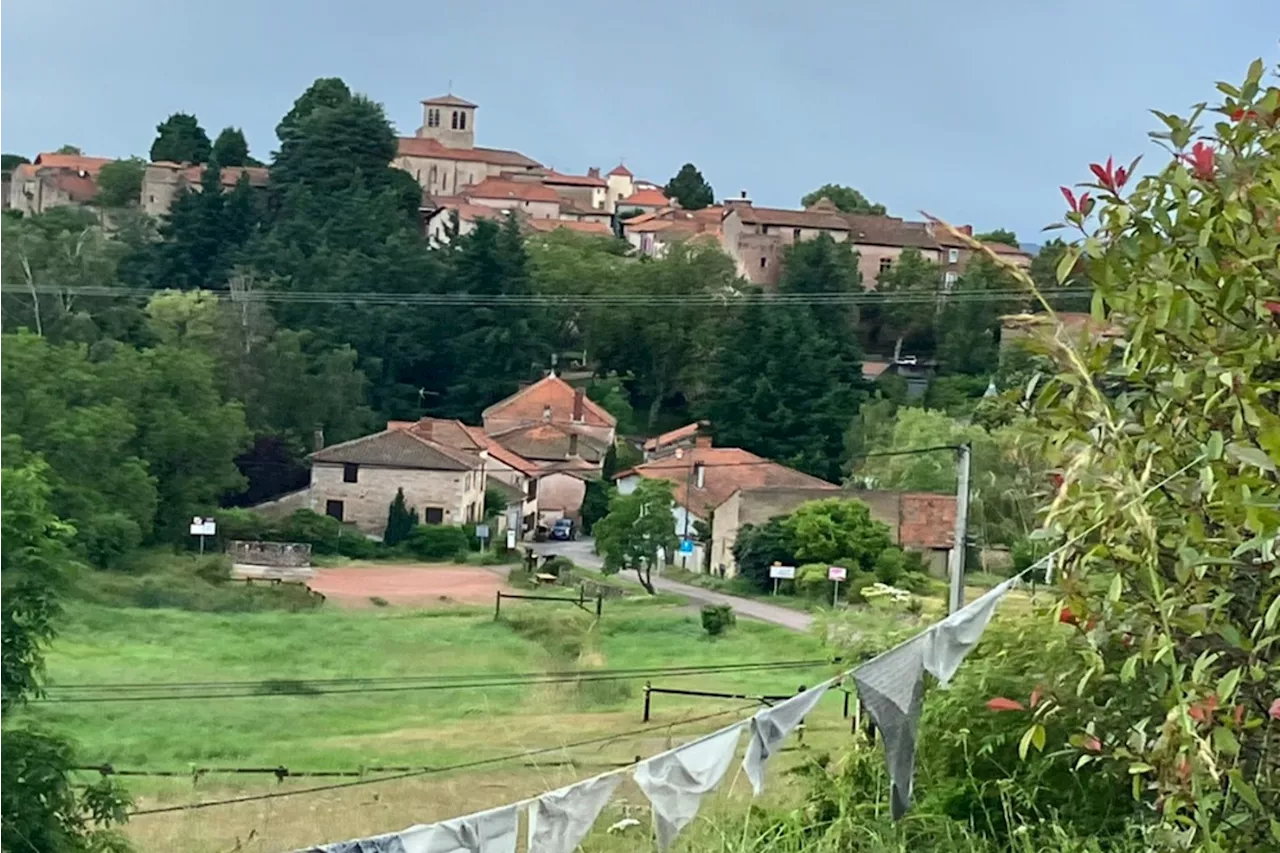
[828,566,848,582]
[475,524,490,540]
[506,529,517,550]
[189,517,217,537]
[769,564,796,580]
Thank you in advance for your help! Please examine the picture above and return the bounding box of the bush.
[78,512,143,569]
[700,604,736,636]
[901,549,930,575]
[873,546,904,584]
[899,571,934,595]
[795,563,830,598]
[192,555,231,584]
[843,570,877,604]
[404,525,470,561]
[213,508,276,542]
[336,529,380,559]
[541,556,574,577]
[277,509,343,554]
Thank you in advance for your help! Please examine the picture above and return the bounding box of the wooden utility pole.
[948,443,972,614]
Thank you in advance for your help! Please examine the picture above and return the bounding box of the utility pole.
[948,443,971,614]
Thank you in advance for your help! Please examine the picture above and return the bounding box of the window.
[148,195,155,204]
[342,463,359,483]
[325,500,344,521]
[424,507,444,524]
[526,478,537,500]
[458,111,467,130]
[759,257,768,269]
[793,228,802,239]
[944,271,958,290]
[427,108,440,128]
[879,257,893,274]
[761,225,770,235]
[947,248,960,264]
[451,111,460,130]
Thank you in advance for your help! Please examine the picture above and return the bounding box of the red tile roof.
[620,446,836,518]
[50,172,98,203]
[525,219,613,236]
[180,164,270,188]
[432,202,512,224]
[643,422,701,452]
[732,205,850,231]
[543,170,607,188]
[422,94,478,108]
[32,153,113,174]
[483,374,617,429]
[397,136,541,168]
[310,428,481,471]
[463,426,540,476]
[608,164,633,177]
[466,177,561,204]
[618,188,668,208]
[490,422,608,463]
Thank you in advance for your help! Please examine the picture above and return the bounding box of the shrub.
[277,509,343,554]
[700,604,736,636]
[336,529,380,559]
[542,556,574,577]
[192,555,231,585]
[795,563,830,598]
[901,549,930,575]
[369,596,389,607]
[78,512,142,570]
[898,571,934,595]
[404,525,470,561]
[213,508,276,542]
[873,546,904,584]
[843,570,877,604]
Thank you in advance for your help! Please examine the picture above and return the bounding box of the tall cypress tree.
[384,488,418,545]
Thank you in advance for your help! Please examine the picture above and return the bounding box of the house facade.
[141,163,270,217]
[307,425,487,535]
[709,487,957,577]
[8,152,112,216]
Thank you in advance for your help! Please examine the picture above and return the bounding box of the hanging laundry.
[633,722,745,850]
[921,577,1018,688]
[853,633,930,819]
[301,830,414,853]
[397,803,520,853]
[742,680,834,794]
[527,772,623,853]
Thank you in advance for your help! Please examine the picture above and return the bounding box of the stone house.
[614,437,837,571]
[7,152,112,216]
[306,423,487,536]
[622,207,723,259]
[542,168,608,211]
[708,487,957,578]
[482,374,617,450]
[141,162,270,217]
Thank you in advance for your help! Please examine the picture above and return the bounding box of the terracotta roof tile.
[482,374,617,429]
[608,164,633,177]
[618,188,668,209]
[491,422,608,463]
[422,94,478,108]
[463,426,540,475]
[841,214,939,249]
[526,219,613,236]
[397,136,541,168]
[310,429,481,471]
[50,172,99,203]
[733,205,849,231]
[180,164,270,188]
[32,153,113,174]
[643,422,701,452]
[466,177,561,204]
[543,170,607,188]
[620,446,836,518]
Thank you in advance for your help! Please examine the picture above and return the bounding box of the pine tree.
[150,113,212,164]
[663,163,714,210]
[211,127,252,167]
[384,488,418,545]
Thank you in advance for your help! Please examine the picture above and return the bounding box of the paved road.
[531,539,813,633]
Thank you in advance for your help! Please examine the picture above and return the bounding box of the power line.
[37,660,835,704]
[125,704,755,816]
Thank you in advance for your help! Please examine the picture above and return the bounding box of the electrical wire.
[125,704,756,816]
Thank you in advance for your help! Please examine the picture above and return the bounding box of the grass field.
[15,566,856,852]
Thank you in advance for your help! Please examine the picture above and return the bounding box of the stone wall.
[229,540,312,568]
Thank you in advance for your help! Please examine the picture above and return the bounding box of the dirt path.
[309,564,508,607]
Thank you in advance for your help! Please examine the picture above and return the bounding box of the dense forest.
[2,76,1076,562]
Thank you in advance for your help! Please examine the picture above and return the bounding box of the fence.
[494,585,603,620]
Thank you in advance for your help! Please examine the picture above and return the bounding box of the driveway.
[532,539,813,633]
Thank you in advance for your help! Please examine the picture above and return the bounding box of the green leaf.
[1056,246,1080,285]
[1031,723,1046,752]
[1226,443,1276,472]
[1246,58,1264,86]
[1108,574,1124,602]
[1207,431,1224,460]
[1264,594,1280,631]
[1018,725,1036,760]
[1121,654,1139,683]
[1075,754,1094,770]
[1128,762,1153,774]
[1214,726,1241,756]
[1217,667,1241,702]
[1229,769,1263,811]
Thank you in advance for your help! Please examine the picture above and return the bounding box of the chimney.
[313,429,325,451]
[543,404,553,421]
[695,435,713,449]
[572,387,585,422]
[724,190,752,213]
[568,432,579,457]
[416,417,433,437]
[587,167,600,179]
[694,462,705,489]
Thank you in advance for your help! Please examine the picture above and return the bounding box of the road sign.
[506,529,517,550]
[679,538,695,554]
[475,524,490,540]
[769,565,796,580]
[827,566,848,581]
[189,517,216,537]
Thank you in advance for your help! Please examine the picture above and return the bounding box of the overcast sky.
[2,1,1276,241]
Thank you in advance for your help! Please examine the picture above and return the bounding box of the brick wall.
[229,540,312,568]
[309,462,485,536]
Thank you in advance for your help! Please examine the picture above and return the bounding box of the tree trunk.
[635,562,656,595]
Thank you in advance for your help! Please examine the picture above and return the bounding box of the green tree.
[149,112,212,163]
[384,488,418,545]
[94,157,146,208]
[974,228,1019,247]
[276,77,352,144]
[144,165,259,289]
[1022,63,1279,848]
[783,498,893,571]
[594,479,678,594]
[211,126,253,167]
[1,454,133,850]
[663,163,714,210]
[270,94,399,200]
[579,479,611,534]
[2,153,30,176]
[54,145,82,155]
[731,517,796,592]
[872,247,940,361]
[934,254,1015,376]
[800,183,885,215]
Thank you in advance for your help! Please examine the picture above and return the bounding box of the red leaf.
[1184,142,1215,180]
[1089,162,1110,187]
[1059,606,1080,626]
[1030,687,1043,708]
[1059,186,1078,212]
[986,697,1026,712]
[1233,704,1246,727]
[1078,193,1094,216]
[1083,735,1102,753]
[1269,698,1280,720]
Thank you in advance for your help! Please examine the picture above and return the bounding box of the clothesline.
[295,456,1204,852]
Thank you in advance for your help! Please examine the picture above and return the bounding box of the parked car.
[550,518,576,541]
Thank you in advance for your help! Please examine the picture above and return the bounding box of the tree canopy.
[973,228,1018,247]
[94,157,146,208]
[663,163,714,210]
[211,126,254,167]
[594,479,678,594]
[800,183,885,215]
[150,112,212,164]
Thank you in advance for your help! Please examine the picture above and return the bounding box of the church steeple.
[417,93,477,149]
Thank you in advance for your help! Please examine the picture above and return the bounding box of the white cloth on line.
[527,772,623,853]
[633,721,745,850]
[921,577,1017,687]
[397,803,519,853]
[302,830,414,852]
[742,680,833,794]
[853,632,930,820]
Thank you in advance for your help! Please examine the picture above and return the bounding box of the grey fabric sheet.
[921,577,1016,687]
[398,803,519,853]
[853,633,929,819]
[632,722,745,850]
[527,772,623,853]
[742,680,833,794]
[303,832,411,853]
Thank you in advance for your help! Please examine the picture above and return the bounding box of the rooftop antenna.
[448,78,453,94]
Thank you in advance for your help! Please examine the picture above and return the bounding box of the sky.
[2,1,1277,242]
